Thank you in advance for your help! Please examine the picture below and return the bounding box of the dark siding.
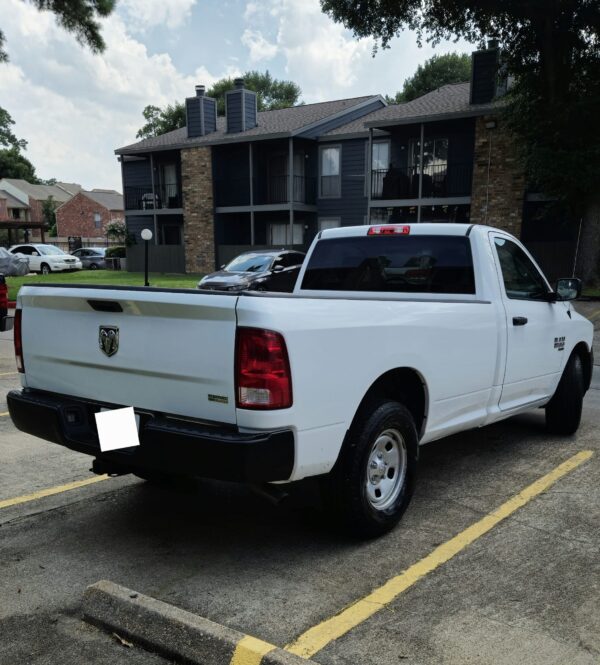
[203,98,217,133]
[244,91,257,129]
[122,158,151,189]
[300,98,385,139]
[186,97,203,137]
[226,90,243,133]
[125,215,151,241]
[470,50,498,104]
[317,139,368,226]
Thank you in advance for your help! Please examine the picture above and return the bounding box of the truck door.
[491,234,564,411]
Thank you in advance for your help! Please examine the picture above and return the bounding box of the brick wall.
[56,192,121,237]
[181,146,215,273]
[470,115,526,235]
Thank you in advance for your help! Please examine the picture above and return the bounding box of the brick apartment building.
[55,189,124,237]
[116,45,575,278]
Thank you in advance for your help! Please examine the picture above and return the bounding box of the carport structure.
[0,220,47,245]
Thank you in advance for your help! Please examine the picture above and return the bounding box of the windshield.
[38,245,67,256]
[225,254,274,273]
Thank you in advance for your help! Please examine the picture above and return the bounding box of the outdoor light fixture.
[141,228,153,286]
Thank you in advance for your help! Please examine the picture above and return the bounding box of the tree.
[386,53,471,104]
[136,70,302,139]
[0,107,38,181]
[0,147,37,181]
[321,0,600,279]
[41,196,58,236]
[0,0,115,63]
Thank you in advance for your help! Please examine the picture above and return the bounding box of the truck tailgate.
[18,286,239,424]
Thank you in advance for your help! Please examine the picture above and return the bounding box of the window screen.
[302,235,475,294]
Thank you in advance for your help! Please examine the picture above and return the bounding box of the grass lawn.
[582,287,600,298]
[6,270,204,301]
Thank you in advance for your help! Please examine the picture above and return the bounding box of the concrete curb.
[82,580,318,665]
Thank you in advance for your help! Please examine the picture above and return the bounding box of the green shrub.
[105,246,126,258]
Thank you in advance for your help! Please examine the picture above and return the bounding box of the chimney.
[186,84,217,137]
[470,44,502,105]
[225,78,258,133]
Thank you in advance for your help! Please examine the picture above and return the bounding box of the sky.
[0,0,473,191]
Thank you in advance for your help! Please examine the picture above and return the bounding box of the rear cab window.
[301,234,475,294]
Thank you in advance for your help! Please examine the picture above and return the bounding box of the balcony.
[371,163,473,200]
[124,184,182,211]
[215,176,317,208]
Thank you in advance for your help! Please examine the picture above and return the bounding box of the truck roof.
[319,223,480,240]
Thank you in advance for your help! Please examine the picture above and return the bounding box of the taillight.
[367,225,410,235]
[235,327,292,409]
[14,309,24,373]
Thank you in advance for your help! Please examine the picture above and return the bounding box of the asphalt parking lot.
[1,303,599,665]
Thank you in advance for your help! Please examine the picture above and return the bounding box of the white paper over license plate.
[95,407,140,452]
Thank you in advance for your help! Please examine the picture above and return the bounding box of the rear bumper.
[7,389,294,482]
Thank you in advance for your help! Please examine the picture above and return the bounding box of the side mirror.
[272,265,285,273]
[220,265,226,270]
[554,277,582,301]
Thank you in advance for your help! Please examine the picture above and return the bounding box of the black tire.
[89,263,98,270]
[322,399,418,538]
[545,353,584,435]
[40,263,51,275]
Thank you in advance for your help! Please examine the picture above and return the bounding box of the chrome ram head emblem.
[99,325,119,357]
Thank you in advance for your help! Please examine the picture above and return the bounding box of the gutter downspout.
[150,153,158,244]
[417,123,424,223]
[249,143,254,246]
[288,137,294,247]
[367,128,373,223]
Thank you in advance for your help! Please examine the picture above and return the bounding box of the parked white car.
[6,224,594,537]
[9,244,82,274]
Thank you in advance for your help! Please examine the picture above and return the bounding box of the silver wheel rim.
[365,428,407,511]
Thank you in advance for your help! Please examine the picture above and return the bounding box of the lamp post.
[141,228,153,286]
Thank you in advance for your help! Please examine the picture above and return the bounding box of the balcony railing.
[215,176,317,207]
[124,184,182,211]
[371,163,473,200]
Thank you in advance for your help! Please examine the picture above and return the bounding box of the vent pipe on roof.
[186,84,217,137]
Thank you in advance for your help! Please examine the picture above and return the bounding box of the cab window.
[494,237,548,300]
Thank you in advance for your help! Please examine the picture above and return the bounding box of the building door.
[267,154,288,203]
[162,224,181,245]
[160,164,178,207]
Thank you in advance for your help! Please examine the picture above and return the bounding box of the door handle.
[513,316,528,326]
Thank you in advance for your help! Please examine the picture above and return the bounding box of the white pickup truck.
[7,224,594,536]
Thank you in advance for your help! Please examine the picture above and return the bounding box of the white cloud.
[118,0,197,30]
[241,29,278,63]
[0,0,221,189]
[244,0,473,102]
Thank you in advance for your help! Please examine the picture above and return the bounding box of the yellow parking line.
[230,635,276,665]
[285,450,593,659]
[0,411,8,417]
[0,371,17,376]
[0,475,110,510]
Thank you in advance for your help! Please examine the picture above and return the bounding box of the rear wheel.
[323,399,418,538]
[40,263,51,275]
[89,263,98,270]
[545,353,585,435]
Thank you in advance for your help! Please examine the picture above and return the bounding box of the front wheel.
[89,263,98,270]
[322,399,418,538]
[545,353,585,435]
[40,263,51,275]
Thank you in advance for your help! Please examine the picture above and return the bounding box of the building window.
[318,218,341,231]
[94,212,102,229]
[269,223,304,245]
[371,141,390,197]
[319,145,341,198]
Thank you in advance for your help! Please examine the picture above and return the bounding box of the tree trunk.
[575,197,600,284]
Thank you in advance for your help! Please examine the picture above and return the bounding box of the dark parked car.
[0,246,29,276]
[71,247,107,270]
[198,250,305,293]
